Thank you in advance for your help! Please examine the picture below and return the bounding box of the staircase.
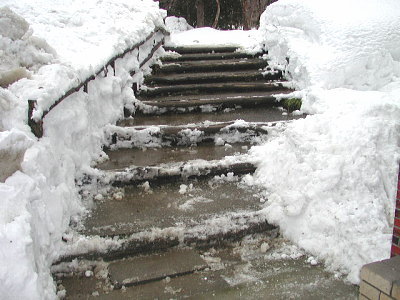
[53,46,358,299]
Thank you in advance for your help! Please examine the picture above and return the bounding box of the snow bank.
[254,0,400,283]
[259,0,400,91]
[2,0,166,118]
[0,1,166,299]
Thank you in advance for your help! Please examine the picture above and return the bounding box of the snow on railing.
[28,27,169,138]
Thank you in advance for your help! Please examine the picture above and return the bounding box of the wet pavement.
[97,143,248,171]
[57,235,359,299]
[119,107,300,127]
[82,176,263,236]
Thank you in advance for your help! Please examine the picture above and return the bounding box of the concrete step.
[138,81,288,98]
[94,158,257,186]
[155,58,268,74]
[162,51,257,62]
[97,142,251,171]
[55,236,358,299]
[164,46,239,54]
[81,175,267,237]
[138,91,291,112]
[145,70,282,85]
[120,107,299,127]
[105,121,275,149]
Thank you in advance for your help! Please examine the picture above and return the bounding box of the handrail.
[28,27,168,138]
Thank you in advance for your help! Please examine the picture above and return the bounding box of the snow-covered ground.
[1,0,400,298]
[0,1,165,299]
[164,22,260,54]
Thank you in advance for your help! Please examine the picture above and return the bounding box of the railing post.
[28,100,43,138]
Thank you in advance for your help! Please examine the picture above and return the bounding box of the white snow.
[0,0,166,299]
[2,0,166,118]
[165,16,193,33]
[166,27,260,53]
[250,0,400,284]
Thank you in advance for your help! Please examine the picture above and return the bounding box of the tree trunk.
[212,0,221,28]
[241,0,268,29]
[166,0,177,10]
[196,0,205,27]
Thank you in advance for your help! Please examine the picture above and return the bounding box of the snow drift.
[254,0,400,283]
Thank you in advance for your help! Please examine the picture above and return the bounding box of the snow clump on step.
[254,0,400,284]
[165,16,193,33]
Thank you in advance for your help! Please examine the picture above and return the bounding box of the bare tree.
[166,0,177,10]
[212,0,221,28]
[196,0,205,27]
[241,0,274,29]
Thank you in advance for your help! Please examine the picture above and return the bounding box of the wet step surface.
[120,107,300,127]
[162,51,257,62]
[81,175,264,237]
[139,81,288,98]
[157,58,268,74]
[56,235,358,299]
[145,70,281,85]
[98,143,248,171]
[140,91,292,110]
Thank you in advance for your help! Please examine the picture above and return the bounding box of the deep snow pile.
[0,1,165,299]
[251,0,400,283]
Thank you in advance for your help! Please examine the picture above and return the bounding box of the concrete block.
[361,256,400,295]
[359,294,369,300]
[359,280,380,300]
[392,280,400,299]
[379,292,394,300]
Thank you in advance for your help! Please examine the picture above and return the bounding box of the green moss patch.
[281,98,302,113]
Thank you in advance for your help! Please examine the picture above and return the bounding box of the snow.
[166,27,260,53]
[2,0,166,119]
[0,0,166,299]
[251,0,400,283]
[165,16,193,33]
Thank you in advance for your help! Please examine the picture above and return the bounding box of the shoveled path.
[54,45,358,299]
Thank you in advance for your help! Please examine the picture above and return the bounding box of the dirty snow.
[250,0,400,284]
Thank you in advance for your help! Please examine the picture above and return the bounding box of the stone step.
[138,81,288,98]
[155,58,268,74]
[138,91,291,112]
[162,51,258,62]
[145,70,282,86]
[97,142,250,171]
[164,46,239,54]
[105,121,275,149]
[55,235,358,299]
[81,175,267,237]
[120,107,298,127]
[108,248,207,288]
[62,173,274,263]
[87,155,257,186]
